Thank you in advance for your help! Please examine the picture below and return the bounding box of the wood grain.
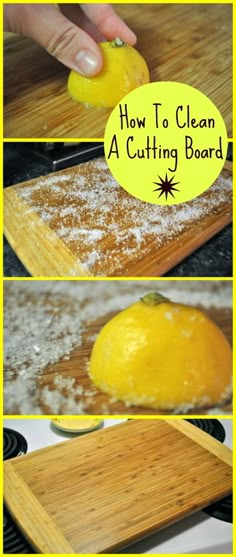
[4,420,232,554]
[3,161,232,278]
[4,189,90,278]
[4,4,232,138]
[4,463,75,553]
[168,420,232,466]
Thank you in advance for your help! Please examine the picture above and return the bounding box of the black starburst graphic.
[153,173,180,200]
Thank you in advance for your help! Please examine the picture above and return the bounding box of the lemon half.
[89,292,232,411]
[68,38,150,108]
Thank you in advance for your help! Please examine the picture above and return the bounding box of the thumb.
[4,4,103,75]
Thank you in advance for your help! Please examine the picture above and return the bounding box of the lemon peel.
[67,38,150,108]
[89,292,232,411]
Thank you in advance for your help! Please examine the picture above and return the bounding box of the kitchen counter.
[3,145,232,277]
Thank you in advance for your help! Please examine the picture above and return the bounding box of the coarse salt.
[17,158,232,276]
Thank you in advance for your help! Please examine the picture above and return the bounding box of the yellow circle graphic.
[104,82,228,205]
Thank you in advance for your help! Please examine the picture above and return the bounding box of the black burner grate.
[3,428,35,554]
[4,507,35,554]
[203,494,232,523]
[4,428,28,460]
[185,419,232,523]
[185,419,226,443]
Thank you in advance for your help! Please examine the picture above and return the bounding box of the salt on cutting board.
[4,280,232,415]
[4,4,232,138]
[3,158,232,277]
[4,420,232,554]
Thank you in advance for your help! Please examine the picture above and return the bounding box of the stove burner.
[185,419,226,443]
[3,428,33,553]
[185,419,232,523]
[4,428,28,460]
[204,494,232,523]
[4,507,35,554]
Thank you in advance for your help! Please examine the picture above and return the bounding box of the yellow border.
[4,414,233,420]
[1,0,234,555]
[3,276,234,281]
[2,0,234,3]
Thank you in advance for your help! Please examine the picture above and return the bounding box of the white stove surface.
[4,418,232,554]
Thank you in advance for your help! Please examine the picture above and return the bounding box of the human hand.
[4,4,137,76]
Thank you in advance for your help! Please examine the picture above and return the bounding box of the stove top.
[3,428,34,553]
[204,494,232,523]
[3,419,232,554]
[186,420,232,523]
[4,428,28,460]
[186,419,226,443]
[4,508,35,554]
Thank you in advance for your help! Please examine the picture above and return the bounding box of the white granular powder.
[16,158,232,275]
[4,280,232,414]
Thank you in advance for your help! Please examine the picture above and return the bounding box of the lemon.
[89,292,232,411]
[67,38,150,108]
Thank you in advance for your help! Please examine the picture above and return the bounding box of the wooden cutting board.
[3,160,232,277]
[4,420,232,554]
[4,4,232,138]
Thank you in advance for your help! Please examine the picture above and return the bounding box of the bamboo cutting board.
[4,420,232,554]
[3,159,232,277]
[4,4,232,138]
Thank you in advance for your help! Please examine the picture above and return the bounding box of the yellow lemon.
[67,38,149,108]
[89,292,232,411]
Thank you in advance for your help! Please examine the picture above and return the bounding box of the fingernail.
[129,31,137,45]
[74,49,99,76]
